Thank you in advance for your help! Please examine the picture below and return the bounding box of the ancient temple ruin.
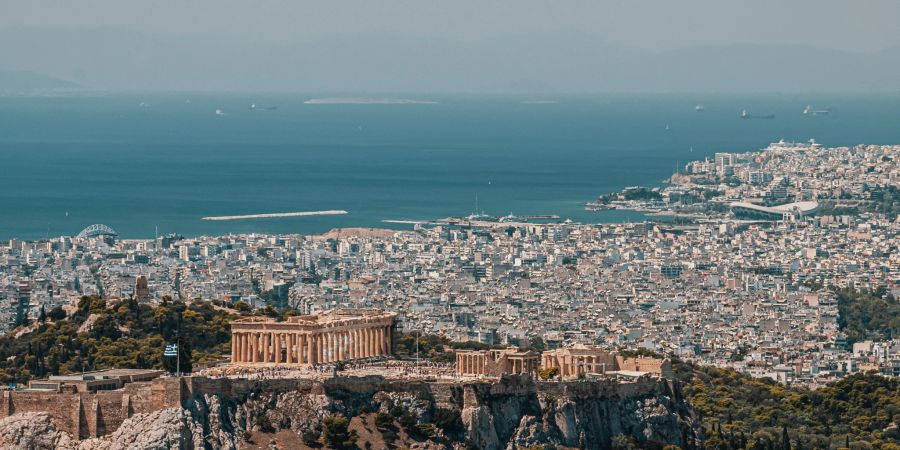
[230,308,396,365]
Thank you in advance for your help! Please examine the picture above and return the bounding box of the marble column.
[258,332,264,363]
[249,333,256,363]
[328,332,335,363]
[346,330,353,360]
[273,333,279,363]
[297,334,304,364]
[344,331,351,360]
[242,333,248,363]
[284,334,291,364]
[257,333,264,363]
[289,333,296,364]
[362,329,369,358]
[331,332,338,362]
[315,333,321,364]
[233,333,240,363]
[342,331,349,361]
[242,333,249,363]
[374,327,382,356]
[246,333,252,363]
[271,333,277,363]
[276,333,283,364]
[304,334,311,364]
[386,326,392,355]
[259,333,265,363]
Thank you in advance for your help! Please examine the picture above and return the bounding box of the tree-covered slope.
[674,360,900,450]
[0,296,235,384]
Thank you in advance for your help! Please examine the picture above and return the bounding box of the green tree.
[537,366,559,380]
[322,416,358,449]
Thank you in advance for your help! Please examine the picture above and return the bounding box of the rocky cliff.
[0,375,699,450]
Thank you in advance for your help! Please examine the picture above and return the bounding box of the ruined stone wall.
[1,391,81,436]
[0,382,166,439]
[616,356,674,378]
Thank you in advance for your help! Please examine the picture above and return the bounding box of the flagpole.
[177,317,182,377]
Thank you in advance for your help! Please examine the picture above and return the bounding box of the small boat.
[215,109,225,116]
[694,104,704,112]
[741,109,774,119]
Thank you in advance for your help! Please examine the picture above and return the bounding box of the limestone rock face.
[459,375,699,450]
[0,412,76,450]
[461,405,501,450]
[77,408,204,450]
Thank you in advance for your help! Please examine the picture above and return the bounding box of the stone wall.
[0,380,169,439]
[616,356,675,378]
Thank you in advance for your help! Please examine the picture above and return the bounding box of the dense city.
[2,140,897,390]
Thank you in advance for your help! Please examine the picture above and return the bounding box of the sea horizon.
[3,92,900,241]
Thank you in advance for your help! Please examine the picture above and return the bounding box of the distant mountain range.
[1,26,898,93]
[0,70,78,93]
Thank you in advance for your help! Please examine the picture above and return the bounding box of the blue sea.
[2,93,900,240]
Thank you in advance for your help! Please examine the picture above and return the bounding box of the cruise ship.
[803,105,831,116]
[765,138,822,152]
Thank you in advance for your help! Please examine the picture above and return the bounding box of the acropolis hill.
[0,374,698,450]
[0,307,694,449]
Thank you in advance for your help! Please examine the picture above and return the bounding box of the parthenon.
[230,308,396,365]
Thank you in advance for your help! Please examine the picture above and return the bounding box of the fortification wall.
[0,381,163,439]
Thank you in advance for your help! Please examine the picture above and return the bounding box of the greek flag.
[164,344,178,357]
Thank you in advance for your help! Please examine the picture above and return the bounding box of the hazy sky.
[5,0,900,51]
